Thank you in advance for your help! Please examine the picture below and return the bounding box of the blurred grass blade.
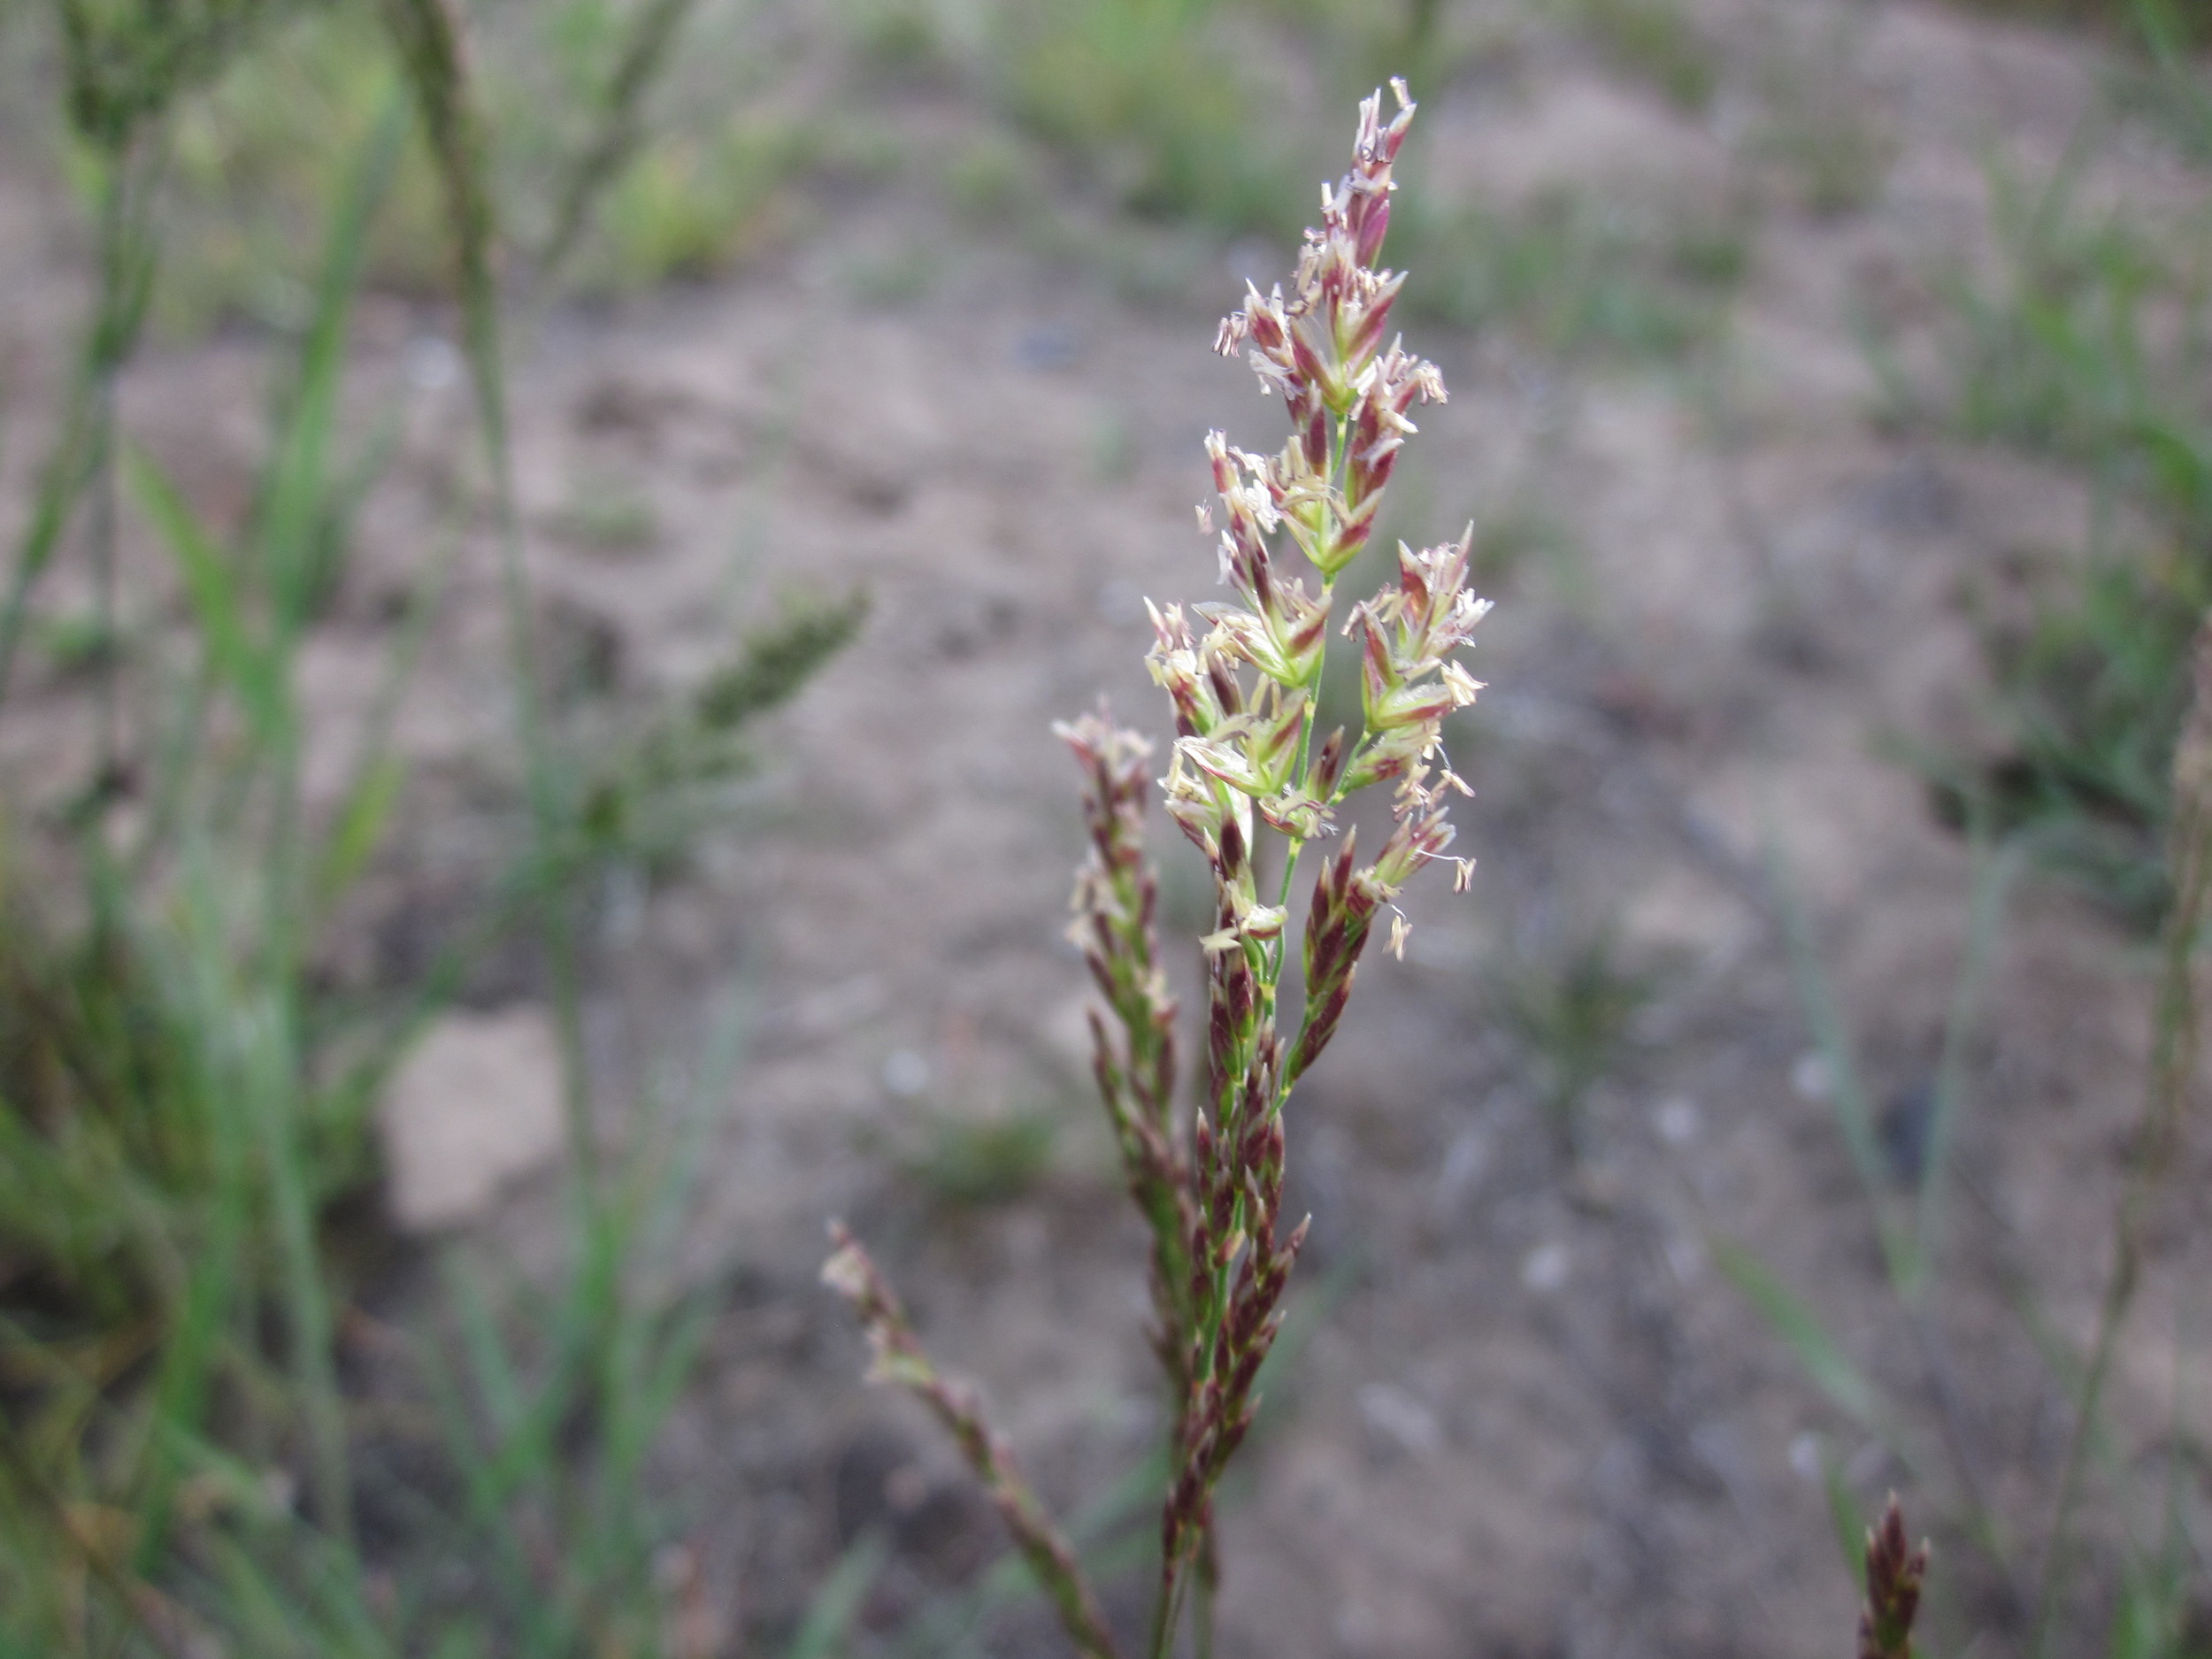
[894,1448,1168,1659]
[416,1325,558,1644]
[634,984,751,1269]
[605,1288,714,1483]
[317,754,407,904]
[234,987,349,1541]
[127,447,278,739]
[1713,1240,1878,1427]
[309,502,460,932]
[786,1533,889,1659]
[892,1264,1352,1659]
[379,0,500,434]
[1911,837,2024,1294]
[0,145,157,713]
[131,1170,249,1570]
[1767,841,1915,1286]
[534,0,701,288]
[443,1255,527,1439]
[1818,1434,1870,1582]
[259,89,410,632]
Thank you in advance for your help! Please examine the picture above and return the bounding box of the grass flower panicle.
[826,80,1488,1659]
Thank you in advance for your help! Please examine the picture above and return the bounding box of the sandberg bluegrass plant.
[825,81,1488,1659]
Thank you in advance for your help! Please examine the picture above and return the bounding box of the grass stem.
[2029,612,2212,1657]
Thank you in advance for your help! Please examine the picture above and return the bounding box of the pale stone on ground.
[378,1007,566,1233]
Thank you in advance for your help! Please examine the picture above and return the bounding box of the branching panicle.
[820,1227,1123,1659]
[826,81,1486,1659]
[1128,73,1487,1639]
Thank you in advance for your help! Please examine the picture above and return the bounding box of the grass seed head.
[1066,76,1487,1616]
[1857,1494,1930,1659]
[828,81,1487,1659]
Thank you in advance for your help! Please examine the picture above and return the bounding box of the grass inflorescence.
[826,81,1489,1659]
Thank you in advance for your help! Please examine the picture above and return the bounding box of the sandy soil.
[5,1,2212,1654]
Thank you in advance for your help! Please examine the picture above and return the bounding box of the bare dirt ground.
[6,1,2212,1653]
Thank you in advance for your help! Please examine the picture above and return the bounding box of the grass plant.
[1491,931,1654,1168]
[987,0,1304,234]
[1928,548,2209,928]
[1859,1498,1933,1659]
[1398,188,1747,362]
[1900,25,2212,928]
[960,0,1473,245]
[1946,0,2206,43]
[2024,616,2212,1658]
[1727,628,2212,1651]
[826,81,1489,1659]
[904,1112,1063,1209]
[41,0,810,333]
[1745,12,1895,219]
[0,0,856,1649]
[1932,161,2203,504]
[1758,27,2212,1640]
[1564,0,1717,114]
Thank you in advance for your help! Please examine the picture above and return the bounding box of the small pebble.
[1655,1094,1701,1145]
[1789,1431,1824,1482]
[405,335,460,392]
[881,1048,931,1098]
[1013,322,1080,371]
[1357,1381,1444,1457]
[1791,1051,1833,1102]
[1521,1240,1571,1294]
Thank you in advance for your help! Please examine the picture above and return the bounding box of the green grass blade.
[893,1448,1169,1659]
[0,147,154,715]
[316,754,408,905]
[131,907,257,1571]
[127,447,279,741]
[415,1328,560,1646]
[442,1255,527,1439]
[607,1290,714,1486]
[1819,1436,1870,1584]
[785,1534,890,1659]
[658,984,752,1218]
[307,500,461,939]
[1767,841,1915,1286]
[258,91,408,634]
[1712,1240,1879,1426]
[532,0,701,288]
[1910,838,2025,1295]
[240,994,350,1542]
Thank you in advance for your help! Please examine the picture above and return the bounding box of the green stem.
[0,140,153,717]
[87,369,120,796]
[260,642,354,1539]
[383,0,600,1210]
[529,0,699,293]
[1152,1543,1196,1659]
[2030,622,2212,1656]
